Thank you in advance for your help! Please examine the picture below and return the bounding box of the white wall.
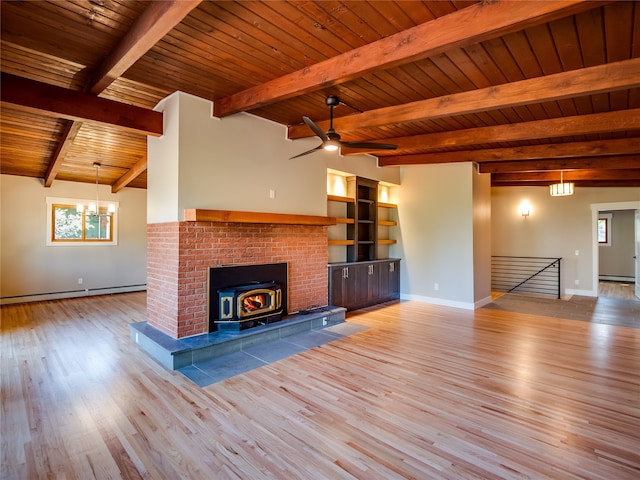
[147,91,400,223]
[326,156,400,185]
[0,175,147,304]
[394,162,491,309]
[491,186,640,295]
[473,166,492,304]
[147,92,180,224]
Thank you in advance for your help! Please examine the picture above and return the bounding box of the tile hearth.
[130,306,347,371]
[179,321,368,387]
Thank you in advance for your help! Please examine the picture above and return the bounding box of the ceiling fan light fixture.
[323,141,340,151]
[290,96,397,159]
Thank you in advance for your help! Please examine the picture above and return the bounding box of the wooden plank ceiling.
[1,0,639,191]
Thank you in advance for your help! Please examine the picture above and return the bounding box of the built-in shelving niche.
[327,172,398,264]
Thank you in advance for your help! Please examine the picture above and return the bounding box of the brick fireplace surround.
[147,213,331,339]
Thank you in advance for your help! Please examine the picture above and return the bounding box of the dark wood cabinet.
[328,259,400,311]
[328,176,400,310]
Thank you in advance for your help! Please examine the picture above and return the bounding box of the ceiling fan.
[290,95,397,159]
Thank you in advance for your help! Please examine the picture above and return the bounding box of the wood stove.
[218,281,282,322]
[209,263,287,332]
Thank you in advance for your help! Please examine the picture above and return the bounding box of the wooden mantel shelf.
[184,209,337,226]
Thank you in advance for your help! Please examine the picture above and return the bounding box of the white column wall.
[395,162,491,309]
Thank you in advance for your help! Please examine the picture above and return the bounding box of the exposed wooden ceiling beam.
[479,156,640,174]
[288,58,640,139]
[492,169,640,183]
[492,180,640,187]
[44,121,83,187]
[214,0,598,117]
[45,120,85,187]
[0,73,163,136]
[367,109,640,158]
[112,157,148,193]
[378,138,640,166]
[43,2,200,189]
[89,0,201,95]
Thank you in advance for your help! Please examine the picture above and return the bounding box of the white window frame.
[46,196,119,246]
[598,213,612,247]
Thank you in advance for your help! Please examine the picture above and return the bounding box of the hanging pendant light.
[549,170,574,197]
[76,163,116,215]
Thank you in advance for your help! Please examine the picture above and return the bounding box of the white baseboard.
[0,285,146,305]
[564,288,596,298]
[400,293,476,310]
[475,295,493,309]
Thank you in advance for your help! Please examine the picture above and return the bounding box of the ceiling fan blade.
[342,141,397,150]
[289,144,323,159]
[302,116,329,142]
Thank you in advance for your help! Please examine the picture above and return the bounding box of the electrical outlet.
[575,279,580,285]
[78,277,83,285]
[322,317,327,326]
[434,283,439,291]
[269,189,276,199]
[575,250,579,256]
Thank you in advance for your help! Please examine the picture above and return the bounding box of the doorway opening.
[590,201,640,301]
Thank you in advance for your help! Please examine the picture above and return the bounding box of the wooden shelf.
[184,209,336,225]
[378,220,397,226]
[329,239,355,246]
[328,177,398,259]
[327,194,355,203]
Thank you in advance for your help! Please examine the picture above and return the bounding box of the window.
[47,197,118,246]
[598,213,612,246]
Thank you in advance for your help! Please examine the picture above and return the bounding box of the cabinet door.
[329,265,358,309]
[378,261,390,300]
[387,260,400,299]
[342,266,358,308]
[353,263,371,306]
[378,260,400,301]
[329,266,345,307]
[369,263,381,301]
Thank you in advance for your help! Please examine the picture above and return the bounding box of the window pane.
[53,206,82,240]
[598,218,608,243]
[85,211,112,240]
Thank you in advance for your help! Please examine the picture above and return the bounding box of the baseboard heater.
[0,284,147,305]
[599,275,634,282]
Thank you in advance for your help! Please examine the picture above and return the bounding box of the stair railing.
[491,256,562,299]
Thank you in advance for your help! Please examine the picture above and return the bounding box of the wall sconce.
[520,202,531,217]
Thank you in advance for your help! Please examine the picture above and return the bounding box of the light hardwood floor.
[2,293,639,479]
[599,280,638,300]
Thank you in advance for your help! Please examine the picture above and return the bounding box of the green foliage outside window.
[52,204,112,242]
